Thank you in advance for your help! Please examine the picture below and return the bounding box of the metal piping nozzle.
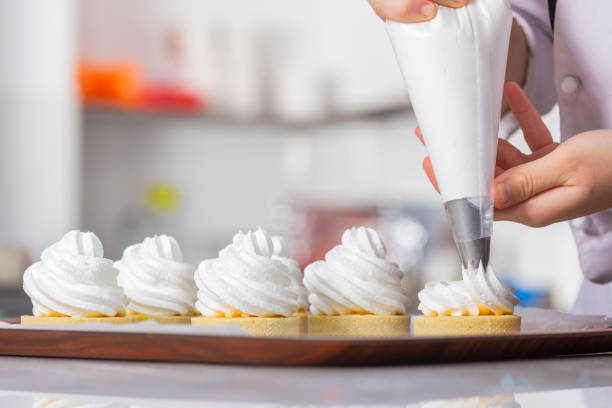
[444,197,493,270]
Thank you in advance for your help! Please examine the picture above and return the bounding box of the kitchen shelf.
[82,104,411,129]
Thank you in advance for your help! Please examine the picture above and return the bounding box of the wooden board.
[0,327,611,366]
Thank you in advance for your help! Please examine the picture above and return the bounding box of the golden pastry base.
[191,315,303,337]
[130,314,192,324]
[294,311,308,334]
[21,315,140,325]
[412,315,521,336]
[307,314,410,337]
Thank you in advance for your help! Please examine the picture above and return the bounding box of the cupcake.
[303,226,410,337]
[413,262,521,336]
[22,231,133,325]
[115,235,197,324]
[192,228,303,336]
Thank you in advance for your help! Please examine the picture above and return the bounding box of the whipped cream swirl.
[23,231,127,317]
[418,262,520,316]
[195,228,300,317]
[303,226,409,316]
[116,235,197,316]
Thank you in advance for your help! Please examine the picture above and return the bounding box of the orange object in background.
[78,60,205,112]
[78,61,145,107]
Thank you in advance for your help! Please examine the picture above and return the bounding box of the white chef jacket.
[502,0,612,315]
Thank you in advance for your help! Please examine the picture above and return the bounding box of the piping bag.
[386,0,513,269]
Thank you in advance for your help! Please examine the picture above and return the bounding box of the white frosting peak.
[22,231,127,317]
[462,262,520,315]
[116,235,196,316]
[195,229,300,317]
[58,230,104,258]
[341,226,387,258]
[231,227,275,257]
[304,226,409,316]
[271,234,289,257]
[140,234,183,261]
[418,263,519,316]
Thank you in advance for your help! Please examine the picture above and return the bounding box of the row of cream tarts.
[20,227,521,337]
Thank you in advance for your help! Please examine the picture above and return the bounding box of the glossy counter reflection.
[1,355,611,406]
[1,389,611,407]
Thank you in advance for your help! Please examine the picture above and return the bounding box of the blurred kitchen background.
[0,0,582,317]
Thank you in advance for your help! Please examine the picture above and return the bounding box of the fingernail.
[421,3,435,17]
[496,182,512,207]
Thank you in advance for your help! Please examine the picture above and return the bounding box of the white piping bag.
[386,0,513,268]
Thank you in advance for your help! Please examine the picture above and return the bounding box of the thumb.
[494,150,565,209]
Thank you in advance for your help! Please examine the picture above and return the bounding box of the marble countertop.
[0,354,611,406]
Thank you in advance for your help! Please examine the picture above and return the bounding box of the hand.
[417,82,612,227]
[368,0,466,23]
[493,83,612,227]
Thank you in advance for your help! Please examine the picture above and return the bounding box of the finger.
[497,138,558,171]
[494,185,586,228]
[423,156,440,193]
[530,142,559,161]
[368,0,437,23]
[495,165,504,178]
[493,148,567,209]
[433,0,467,8]
[504,82,553,152]
[497,138,528,170]
[415,126,425,145]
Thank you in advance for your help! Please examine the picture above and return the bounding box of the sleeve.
[570,211,612,284]
[499,0,557,139]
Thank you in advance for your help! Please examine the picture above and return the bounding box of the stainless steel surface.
[456,237,491,270]
[444,197,494,269]
[0,355,611,405]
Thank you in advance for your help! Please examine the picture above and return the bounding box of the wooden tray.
[0,326,611,366]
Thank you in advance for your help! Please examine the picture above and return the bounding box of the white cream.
[22,231,127,317]
[115,235,197,316]
[417,279,480,317]
[418,263,519,316]
[195,228,300,317]
[303,227,409,316]
[386,0,513,203]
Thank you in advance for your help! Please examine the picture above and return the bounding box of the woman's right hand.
[368,0,467,23]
